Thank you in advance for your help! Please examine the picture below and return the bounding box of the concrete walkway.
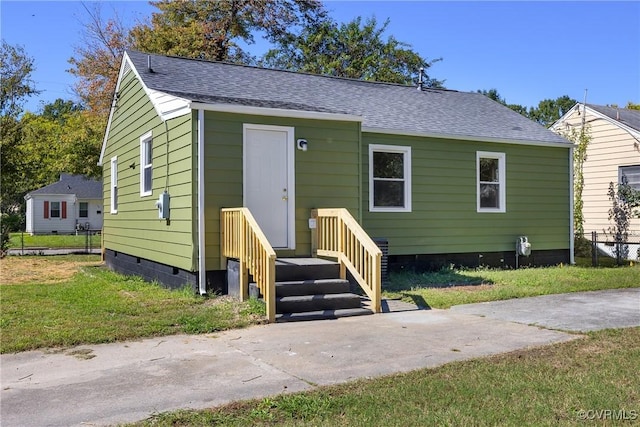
[1,289,638,427]
[451,288,640,332]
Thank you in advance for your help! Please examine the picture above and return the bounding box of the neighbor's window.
[140,132,153,196]
[619,165,640,190]
[50,201,61,218]
[79,202,88,218]
[110,156,118,213]
[369,144,412,212]
[477,151,506,213]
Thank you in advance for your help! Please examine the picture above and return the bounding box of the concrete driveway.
[1,288,638,427]
[451,288,640,332]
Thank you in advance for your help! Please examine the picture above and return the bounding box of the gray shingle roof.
[127,50,570,145]
[587,104,640,132]
[28,174,102,198]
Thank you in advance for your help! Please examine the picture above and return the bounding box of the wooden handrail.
[312,208,382,313]
[220,208,276,322]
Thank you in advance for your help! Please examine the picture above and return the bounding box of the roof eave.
[190,102,362,122]
[363,126,572,148]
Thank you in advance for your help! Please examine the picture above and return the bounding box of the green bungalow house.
[99,51,573,319]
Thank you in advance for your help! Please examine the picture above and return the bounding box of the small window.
[369,144,412,212]
[140,132,153,196]
[619,165,640,190]
[477,151,506,213]
[111,156,118,213]
[50,201,61,218]
[79,202,89,218]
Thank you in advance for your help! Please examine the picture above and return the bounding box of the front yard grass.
[135,327,640,426]
[383,260,640,309]
[8,232,100,249]
[2,255,638,353]
[0,256,265,353]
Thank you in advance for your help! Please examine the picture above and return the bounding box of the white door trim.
[243,123,296,250]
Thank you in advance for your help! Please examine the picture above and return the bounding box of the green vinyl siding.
[362,133,571,256]
[202,111,360,269]
[102,71,196,271]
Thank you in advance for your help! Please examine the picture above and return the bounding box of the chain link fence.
[576,232,640,266]
[9,228,101,255]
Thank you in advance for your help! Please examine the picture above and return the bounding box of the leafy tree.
[0,40,39,117]
[528,95,576,128]
[1,41,39,212]
[1,100,102,215]
[0,114,26,212]
[19,105,102,184]
[130,0,327,63]
[506,103,530,116]
[263,16,442,86]
[626,102,640,110]
[42,98,84,123]
[477,89,506,104]
[478,91,577,128]
[68,3,129,117]
[477,89,529,117]
[55,111,103,179]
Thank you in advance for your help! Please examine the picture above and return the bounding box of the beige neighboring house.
[551,103,640,259]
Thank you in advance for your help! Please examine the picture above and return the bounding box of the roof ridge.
[126,49,458,93]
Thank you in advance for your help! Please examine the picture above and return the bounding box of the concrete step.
[276,292,362,314]
[276,307,374,322]
[275,279,350,297]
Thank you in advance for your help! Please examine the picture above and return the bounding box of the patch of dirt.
[66,348,96,360]
[0,257,102,285]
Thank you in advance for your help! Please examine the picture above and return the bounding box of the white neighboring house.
[24,174,103,235]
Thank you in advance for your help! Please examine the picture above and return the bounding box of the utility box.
[156,192,170,219]
[517,236,531,256]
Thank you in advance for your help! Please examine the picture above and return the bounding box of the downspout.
[358,123,363,223]
[197,109,207,295]
[569,145,575,265]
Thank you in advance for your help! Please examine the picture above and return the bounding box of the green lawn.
[383,260,640,309]
[2,256,639,353]
[8,232,100,249]
[135,328,640,426]
[0,262,265,353]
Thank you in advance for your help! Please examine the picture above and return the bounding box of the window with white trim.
[50,201,61,218]
[110,156,118,213]
[79,202,89,218]
[477,151,506,213]
[619,165,640,190]
[369,144,411,212]
[140,132,153,196]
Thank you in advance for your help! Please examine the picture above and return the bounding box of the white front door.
[244,124,295,249]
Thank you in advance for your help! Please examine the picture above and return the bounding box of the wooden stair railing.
[312,208,382,313]
[220,208,276,322]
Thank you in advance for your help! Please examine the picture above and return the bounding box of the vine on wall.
[561,124,591,237]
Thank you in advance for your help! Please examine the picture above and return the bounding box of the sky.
[1,1,639,114]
